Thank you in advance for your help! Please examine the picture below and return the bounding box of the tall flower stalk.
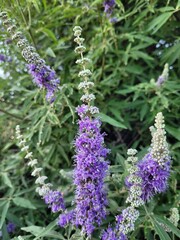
[15,125,65,213]
[0,11,60,102]
[58,26,109,237]
[137,112,170,201]
[102,149,143,240]
[102,112,171,239]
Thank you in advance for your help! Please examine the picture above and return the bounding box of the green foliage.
[0,0,179,239]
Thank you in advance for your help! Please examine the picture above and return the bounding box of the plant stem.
[16,0,38,52]
[0,108,23,120]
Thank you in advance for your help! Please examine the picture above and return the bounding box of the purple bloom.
[102,225,127,240]
[156,75,165,86]
[58,105,109,236]
[7,222,16,233]
[76,104,89,117]
[110,17,118,23]
[102,226,118,240]
[0,222,16,238]
[156,63,169,86]
[43,190,65,213]
[73,111,109,236]
[0,54,6,62]
[137,153,170,201]
[28,64,60,101]
[103,0,116,16]
[58,210,75,227]
[5,38,12,44]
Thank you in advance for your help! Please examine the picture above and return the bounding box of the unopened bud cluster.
[0,12,44,70]
[16,125,51,196]
[107,149,144,239]
[0,11,60,101]
[151,112,169,166]
[15,125,65,213]
[161,207,179,232]
[73,26,95,105]
[116,206,140,235]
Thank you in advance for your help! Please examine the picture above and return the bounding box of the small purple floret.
[7,222,16,233]
[0,222,16,238]
[28,64,60,101]
[103,0,116,16]
[137,153,170,201]
[156,75,165,86]
[0,54,6,62]
[43,190,65,213]
[102,227,118,240]
[58,210,75,227]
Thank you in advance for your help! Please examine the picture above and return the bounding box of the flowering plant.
[0,1,179,240]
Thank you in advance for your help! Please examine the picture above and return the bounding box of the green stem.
[0,108,23,120]
[16,0,38,52]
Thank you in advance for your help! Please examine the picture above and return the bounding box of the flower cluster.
[58,26,109,237]
[103,0,116,16]
[161,208,179,232]
[0,53,11,62]
[0,54,6,62]
[0,222,16,238]
[103,118,171,239]
[137,112,170,201]
[102,149,143,240]
[15,125,65,213]
[156,63,169,86]
[0,11,60,101]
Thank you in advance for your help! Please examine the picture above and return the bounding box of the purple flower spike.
[71,110,109,236]
[28,64,60,101]
[43,190,65,213]
[137,153,170,201]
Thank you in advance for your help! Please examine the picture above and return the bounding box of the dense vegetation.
[0,0,179,239]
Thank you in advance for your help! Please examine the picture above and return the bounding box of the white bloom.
[31,168,43,176]
[27,159,38,167]
[35,176,48,185]
[24,152,33,159]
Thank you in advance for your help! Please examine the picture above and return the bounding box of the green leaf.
[27,0,40,12]
[0,201,10,228]
[21,226,43,236]
[47,112,60,125]
[40,28,57,42]
[98,113,127,129]
[159,6,175,12]
[154,215,180,238]
[34,220,65,239]
[12,197,36,209]
[151,216,171,240]
[148,12,173,34]
[22,223,65,239]
[1,223,10,240]
[162,42,180,65]
[1,172,13,188]
[166,125,180,141]
[46,47,56,58]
